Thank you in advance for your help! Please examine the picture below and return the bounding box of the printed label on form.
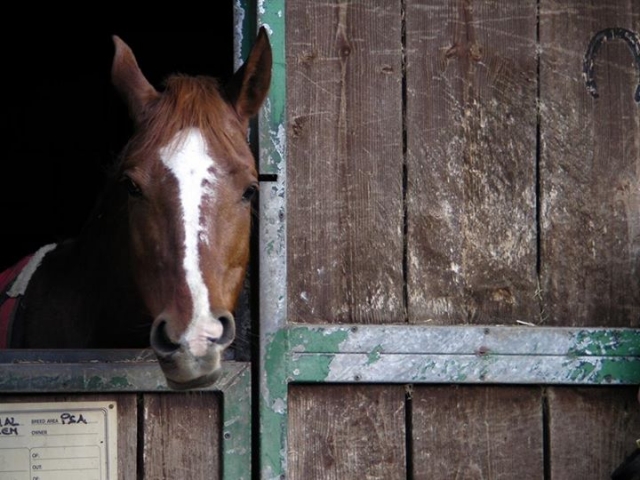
[0,401,117,480]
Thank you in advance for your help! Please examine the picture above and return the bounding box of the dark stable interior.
[1,23,235,271]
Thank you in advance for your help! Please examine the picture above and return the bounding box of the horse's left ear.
[111,35,160,124]
[227,26,272,121]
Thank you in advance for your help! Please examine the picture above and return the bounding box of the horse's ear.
[111,35,159,124]
[227,27,272,121]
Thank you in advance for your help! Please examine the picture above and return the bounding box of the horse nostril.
[150,320,181,354]
[208,313,236,346]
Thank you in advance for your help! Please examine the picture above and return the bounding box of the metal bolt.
[223,431,232,440]
[477,346,490,356]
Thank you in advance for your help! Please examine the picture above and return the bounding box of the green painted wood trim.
[222,363,252,480]
[259,325,640,478]
[257,1,288,479]
[235,0,257,70]
[258,0,286,175]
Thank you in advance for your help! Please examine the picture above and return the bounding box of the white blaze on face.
[160,128,223,356]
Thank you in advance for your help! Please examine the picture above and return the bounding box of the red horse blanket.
[0,244,56,348]
[0,255,33,348]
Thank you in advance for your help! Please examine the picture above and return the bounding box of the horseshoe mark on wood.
[583,27,640,103]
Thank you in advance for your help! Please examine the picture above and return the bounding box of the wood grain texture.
[406,0,540,324]
[142,393,221,480]
[412,385,544,479]
[288,385,406,480]
[0,393,138,479]
[548,386,640,479]
[286,0,405,324]
[539,1,640,327]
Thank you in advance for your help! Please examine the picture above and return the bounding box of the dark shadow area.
[1,26,234,271]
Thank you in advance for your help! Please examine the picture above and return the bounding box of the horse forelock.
[122,75,253,173]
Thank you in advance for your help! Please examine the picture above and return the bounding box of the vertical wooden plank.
[288,385,406,480]
[412,386,544,479]
[143,393,221,480]
[548,386,640,479]
[0,393,138,479]
[406,0,540,324]
[286,0,405,324]
[539,1,640,327]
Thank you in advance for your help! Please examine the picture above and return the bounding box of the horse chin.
[154,349,224,390]
[164,369,223,391]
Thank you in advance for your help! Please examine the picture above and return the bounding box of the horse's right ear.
[226,27,272,122]
[111,35,159,124]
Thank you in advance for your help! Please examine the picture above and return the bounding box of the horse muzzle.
[149,313,236,390]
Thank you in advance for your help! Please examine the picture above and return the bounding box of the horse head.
[111,30,271,389]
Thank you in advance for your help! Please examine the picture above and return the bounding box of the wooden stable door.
[282,1,640,479]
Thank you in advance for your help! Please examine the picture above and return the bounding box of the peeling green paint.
[108,376,132,389]
[235,0,257,67]
[570,329,640,357]
[367,345,383,365]
[86,376,106,390]
[291,354,338,381]
[418,360,438,378]
[288,327,350,354]
[261,329,289,479]
[567,359,640,384]
[595,359,640,384]
[567,361,598,382]
[222,367,252,480]
[258,0,286,175]
[262,327,349,478]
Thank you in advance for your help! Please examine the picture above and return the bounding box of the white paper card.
[0,401,117,480]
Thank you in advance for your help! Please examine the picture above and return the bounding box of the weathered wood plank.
[286,0,405,323]
[142,393,221,480]
[412,385,543,479]
[539,1,640,327]
[548,386,640,479]
[406,0,540,324]
[0,393,137,479]
[288,385,406,480]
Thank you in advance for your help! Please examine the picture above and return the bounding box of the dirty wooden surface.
[539,1,640,327]
[288,385,406,480]
[412,386,544,479]
[0,394,138,479]
[547,386,640,479]
[282,0,639,479]
[142,393,221,479]
[286,0,405,324]
[406,0,539,324]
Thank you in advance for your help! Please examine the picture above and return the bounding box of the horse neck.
[30,182,147,347]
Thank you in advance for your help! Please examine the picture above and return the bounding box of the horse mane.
[120,75,252,173]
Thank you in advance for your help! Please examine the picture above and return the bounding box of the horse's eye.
[242,183,259,202]
[121,175,143,198]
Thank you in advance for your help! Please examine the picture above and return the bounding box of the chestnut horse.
[1,30,271,389]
